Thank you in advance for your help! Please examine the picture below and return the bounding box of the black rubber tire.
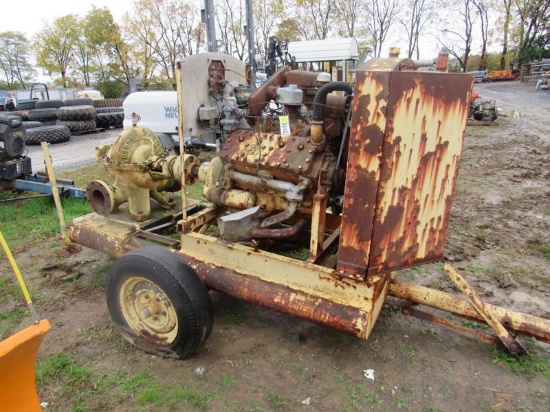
[57,119,96,132]
[27,108,58,121]
[17,100,37,110]
[96,111,124,128]
[57,105,96,121]
[10,110,29,120]
[22,121,43,129]
[35,99,64,109]
[106,246,213,359]
[63,97,94,107]
[96,106,124,114]
[40,120,58,126]
[25,125,71,145]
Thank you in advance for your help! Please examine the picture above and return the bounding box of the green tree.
[34,15,79,87]
[125,0,203,90]
[73,7,119,86]
[0,31,35,88]
[513,0,550,64]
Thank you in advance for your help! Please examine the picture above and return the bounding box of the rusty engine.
[198,66,353,241]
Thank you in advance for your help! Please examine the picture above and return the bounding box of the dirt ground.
[1,81,549,412]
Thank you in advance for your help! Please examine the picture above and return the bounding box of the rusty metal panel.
[336,69,391,278]
[368,72,472,274]
[337,61,473,277]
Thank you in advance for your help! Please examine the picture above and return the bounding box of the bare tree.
[498,0,513,69]
[254,0,284,64]
[366,0,400,58]
[437,0,476,72]
[295,0,336,40]
[472,0,489,70]
[333,0,367,38]
[398,0,434,59]
[126,0,203,89]
[216,0,248,59]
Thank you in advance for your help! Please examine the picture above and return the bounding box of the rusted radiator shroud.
[337,59,473,279]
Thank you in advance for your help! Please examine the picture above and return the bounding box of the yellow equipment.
[0,232,50,412]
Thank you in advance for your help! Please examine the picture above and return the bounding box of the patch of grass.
[36,353,92,388]
[525,240,550,260]
[0,276,22,300]
[0,308,26,339]
[136,387,163,405]
[57,164,111,188]
[217,375,237,387]
[265,390,289,411]
[185,182,205,201]
[293,354,307,373]
[176,386,216,409]
[491,347,550,379]
[0,197,91,245]
[396,397,407,408]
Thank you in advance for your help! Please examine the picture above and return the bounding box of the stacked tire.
[95,106,124,129]
[57,100,97,133]
[25,125,71,145]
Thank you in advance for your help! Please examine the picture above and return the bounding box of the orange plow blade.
[0,319,50,412]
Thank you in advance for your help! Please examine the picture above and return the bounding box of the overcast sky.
[2,0,129,38]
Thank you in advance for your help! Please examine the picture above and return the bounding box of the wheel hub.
[119,277,178,343]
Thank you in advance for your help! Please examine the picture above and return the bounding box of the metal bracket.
[444,263,527,355]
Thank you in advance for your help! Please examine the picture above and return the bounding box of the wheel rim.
[119,276,179,344]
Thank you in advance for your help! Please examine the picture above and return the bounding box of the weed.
[364,392,383,405]
[402,384,414,394]
[0,274,24,300]
[176,387,213,408]
[36,353,91,389]
[0,308,26,338]
[265,390,289,410]
[217,375,237,387]
[491,347,550,379]
[407,344,420,358]
[245,357,254,366]
[293,354,306,373]
[525,240,550,260]
[396,397,407,408]
[136,387,163,405]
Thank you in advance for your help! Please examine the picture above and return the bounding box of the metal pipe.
[388,280,550,344]
[311,82,353,143]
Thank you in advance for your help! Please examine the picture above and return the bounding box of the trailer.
[65,53,550,359]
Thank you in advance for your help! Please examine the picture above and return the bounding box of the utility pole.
[203,0,217,53]
[245,0,256,89]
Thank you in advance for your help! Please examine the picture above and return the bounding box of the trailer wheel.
[106,246,213,359]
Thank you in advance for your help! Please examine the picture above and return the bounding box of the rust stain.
[337,67,472,277]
